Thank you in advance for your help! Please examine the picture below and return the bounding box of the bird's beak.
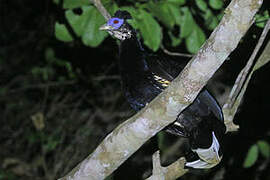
[99,24,114,31]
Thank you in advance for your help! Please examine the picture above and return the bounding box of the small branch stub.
[150,151,166,180]
[146,151,188,180]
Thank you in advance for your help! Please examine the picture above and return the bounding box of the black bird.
[100,10,226,169]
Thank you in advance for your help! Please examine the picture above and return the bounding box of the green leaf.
[203,9,219,30]
[185,25,206,53]
[146,2,182,28]
[65,2,117,45]
[257,140,270,158]
[45,47,55,61]
[255,10,269,28]
[167,0,186,5]
[0,87,7,95]
[137,9,162,51]
[147,2,175,29]
[180,7,196,38]
[119,7,142,31]
[63,0,90,9]
[207,16,218,30]
[106,2,119,15]
[167,3,182,25]
[53,0,60,5]
[209,0,224,10]
[81,6,108,47]
[169,31,182,47]
[217,12,224,21]
[120,6,138,19]
[43,136,59,152]
[195,0,208,12]
[54,22,73,42]
[120,7,139,29]
[65,7,89,36]
[243,144,259,168]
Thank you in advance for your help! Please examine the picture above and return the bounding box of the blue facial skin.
[107,18,124,29]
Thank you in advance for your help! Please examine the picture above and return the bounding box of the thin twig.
[226,19,270,109]
[92,75,120,81]
[160,44,193,58]
[92,0,111,20]
[223,19,270,132]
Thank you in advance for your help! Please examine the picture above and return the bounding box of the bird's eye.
[108,18,123,29]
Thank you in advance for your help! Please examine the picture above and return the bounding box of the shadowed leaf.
[185,25,206,53]
[138,9,162,51]
[257,140,270,158]
[243,144,259,168]
[54,22,73,42]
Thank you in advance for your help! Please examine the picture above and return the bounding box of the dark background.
[1,0,270,179]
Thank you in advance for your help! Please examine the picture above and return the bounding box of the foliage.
[243,144,259,168]
[243,140,270,168]
[0,170,17,180]
[55,22,74,42]
[255,10,269,28]
[257,140,270,158]
[54,0,226,53]
[31,48,76,81]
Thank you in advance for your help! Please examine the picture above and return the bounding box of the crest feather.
[114,10,132,20]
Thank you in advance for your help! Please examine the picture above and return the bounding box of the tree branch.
[146,19,270,180]
[228,19,270,108]
[223,19,270,132]
[146,151,188,180]
[160,44,193,58]
[58,0,263,179]
[92,0,111,20]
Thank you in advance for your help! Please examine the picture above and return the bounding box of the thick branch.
[146,19,270,180]
[59,0,263,179]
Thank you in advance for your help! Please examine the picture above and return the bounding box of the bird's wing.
[145,53,186,81]
[146,52,223,122]
[145,52,224,137]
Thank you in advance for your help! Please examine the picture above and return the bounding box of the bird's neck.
[119,35,148,75]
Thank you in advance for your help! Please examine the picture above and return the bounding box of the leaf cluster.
[243,140,270,168]
[54,0,226,53]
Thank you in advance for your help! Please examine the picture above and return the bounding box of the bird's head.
[100,10,134,41]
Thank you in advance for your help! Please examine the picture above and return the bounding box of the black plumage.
[100,10,226,168]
